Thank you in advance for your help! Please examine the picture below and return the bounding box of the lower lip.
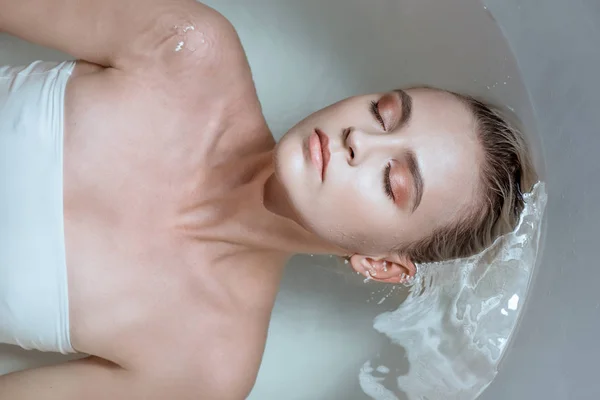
[308,131,324,180]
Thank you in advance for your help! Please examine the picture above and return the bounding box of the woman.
[0,0,535,398]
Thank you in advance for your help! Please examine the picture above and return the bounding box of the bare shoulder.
[69,6,261,123]
[113,311,268,400]
[128,3,256,101]
[69,2,250,84]
[77,255,284,400]
[122,258,284,399]
[171,319,265,398]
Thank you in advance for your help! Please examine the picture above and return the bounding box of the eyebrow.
[406,150,424,213]
[393,89,413,129]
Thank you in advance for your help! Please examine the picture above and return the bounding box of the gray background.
[481,0,600,398]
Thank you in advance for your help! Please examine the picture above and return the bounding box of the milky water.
[359,182,547,400]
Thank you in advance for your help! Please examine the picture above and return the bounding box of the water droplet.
[508,294,519,310]
[376,365,390,374]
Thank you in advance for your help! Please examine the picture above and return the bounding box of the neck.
[223,151,343,256]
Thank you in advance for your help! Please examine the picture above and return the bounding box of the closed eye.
[383,163,394,200]
[370,101,385,130]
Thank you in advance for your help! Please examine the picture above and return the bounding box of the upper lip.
[315,128,331,180]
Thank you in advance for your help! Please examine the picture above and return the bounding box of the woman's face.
[274,88,482,257]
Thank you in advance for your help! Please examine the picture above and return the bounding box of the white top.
[0,61,76,354]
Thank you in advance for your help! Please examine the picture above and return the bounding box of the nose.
[344,127,397,166]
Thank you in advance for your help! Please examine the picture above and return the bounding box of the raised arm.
[0,0,231,70]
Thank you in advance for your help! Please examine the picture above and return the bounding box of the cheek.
[315,171,395,252]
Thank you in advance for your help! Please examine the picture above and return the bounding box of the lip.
[309,128,330,181]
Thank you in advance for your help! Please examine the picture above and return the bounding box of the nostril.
[343,127,356,162]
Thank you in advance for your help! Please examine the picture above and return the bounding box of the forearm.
[0,0,220,68]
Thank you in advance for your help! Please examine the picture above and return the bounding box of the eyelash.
[383,163,394,200]
[370,101,385,130]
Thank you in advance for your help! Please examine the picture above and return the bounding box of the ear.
[349,253,416,284]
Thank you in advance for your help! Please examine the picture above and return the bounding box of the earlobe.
[348,254,372,276]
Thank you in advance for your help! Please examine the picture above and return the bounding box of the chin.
[275,129,309,180]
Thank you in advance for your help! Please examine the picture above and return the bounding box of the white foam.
[360,182,548,400]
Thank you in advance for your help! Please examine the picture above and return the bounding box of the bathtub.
[1,0,598,399]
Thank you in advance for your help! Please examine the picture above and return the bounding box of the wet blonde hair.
[400,91,537,264]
